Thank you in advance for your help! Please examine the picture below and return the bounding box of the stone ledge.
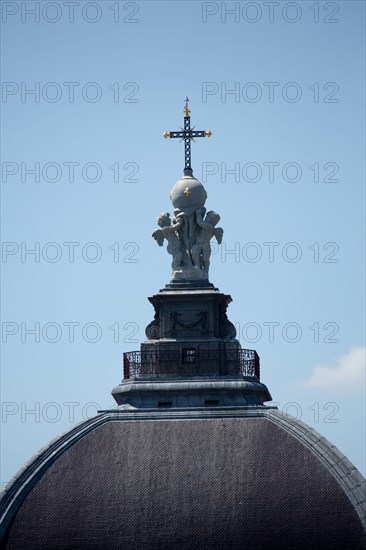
[111,377,272,408]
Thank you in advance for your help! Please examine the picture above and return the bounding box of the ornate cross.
[163,97,212,176]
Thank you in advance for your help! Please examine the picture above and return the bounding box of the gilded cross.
[163,97,212,176]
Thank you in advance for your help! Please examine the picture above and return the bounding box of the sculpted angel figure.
[152,212,185,270]
[191,208,223,272]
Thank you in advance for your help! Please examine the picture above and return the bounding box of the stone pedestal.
[112,281,271,408]
[145,281,237,343]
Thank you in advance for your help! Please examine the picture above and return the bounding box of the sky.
[1,0,365,488]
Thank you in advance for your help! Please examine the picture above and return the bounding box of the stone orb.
[170,175,207,215]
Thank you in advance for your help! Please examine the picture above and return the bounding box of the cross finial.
[163,99,212,177]
[183,96,190,118]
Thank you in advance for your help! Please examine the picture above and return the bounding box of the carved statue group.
[152,207,223,280]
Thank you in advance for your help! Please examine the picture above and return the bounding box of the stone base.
[171,266,208,281]
[145,284,237,341]
[111,377,272,409]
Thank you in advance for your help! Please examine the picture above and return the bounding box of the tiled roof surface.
[1,409,365,549]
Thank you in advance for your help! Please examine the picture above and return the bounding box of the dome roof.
[1,408,365,549]
[170,174,207,215]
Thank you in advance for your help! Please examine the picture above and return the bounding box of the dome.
[170,174,207,215]
[1,408,365,549]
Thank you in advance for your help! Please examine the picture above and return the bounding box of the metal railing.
[123,348,260,380]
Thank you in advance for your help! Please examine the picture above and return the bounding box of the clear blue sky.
[1,0,365,487]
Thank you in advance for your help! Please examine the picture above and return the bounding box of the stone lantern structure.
[1,101,365,550]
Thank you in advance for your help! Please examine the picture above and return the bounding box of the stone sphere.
[170,175,207,215]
